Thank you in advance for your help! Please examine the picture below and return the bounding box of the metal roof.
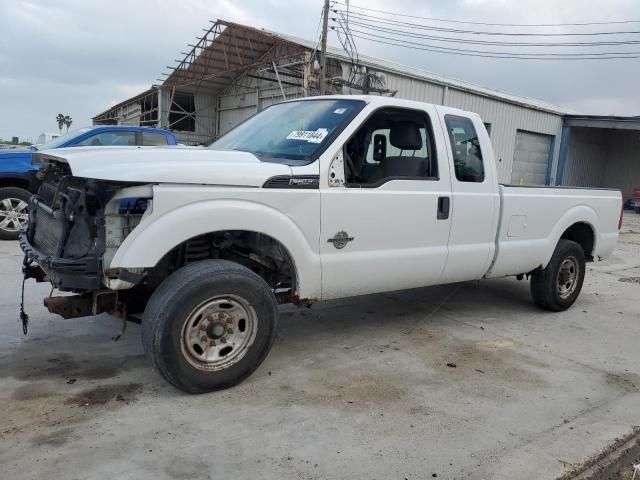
[563,114,640,130]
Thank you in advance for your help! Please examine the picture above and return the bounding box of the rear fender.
[541,205,599,267]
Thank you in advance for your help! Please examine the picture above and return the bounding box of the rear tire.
[141,260,278,393]
[0,187,31,240]
[530,239,586,312]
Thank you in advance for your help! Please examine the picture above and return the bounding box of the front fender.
[109,196,321,299]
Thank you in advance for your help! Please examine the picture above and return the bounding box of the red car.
[633,189,640,213]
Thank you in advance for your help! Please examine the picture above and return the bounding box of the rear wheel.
[0,187,31,240]
[530,239,586,312]
[141,260,278,393]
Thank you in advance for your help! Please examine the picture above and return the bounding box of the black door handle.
[437,196,450,220]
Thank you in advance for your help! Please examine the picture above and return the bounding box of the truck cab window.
[345,108,438,186]
[445,115,485,183]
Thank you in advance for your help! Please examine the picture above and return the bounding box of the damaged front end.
[19,156,151,326]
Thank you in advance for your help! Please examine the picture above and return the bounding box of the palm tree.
[56,113,65,134]
[63,115,73,133]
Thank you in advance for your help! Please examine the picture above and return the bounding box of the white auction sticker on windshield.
[333,108,347,114]
[286,128,329,143]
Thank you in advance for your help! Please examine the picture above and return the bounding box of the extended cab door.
[436,107,500,283]
[319,104,453,300]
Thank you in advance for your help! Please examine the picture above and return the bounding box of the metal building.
[558,116,640,198]
[93,19,639,198]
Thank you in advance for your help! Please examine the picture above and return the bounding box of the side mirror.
[373,134,386,162]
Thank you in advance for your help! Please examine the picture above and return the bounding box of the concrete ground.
[1,215,639,480]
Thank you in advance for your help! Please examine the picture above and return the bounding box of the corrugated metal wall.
[218,85,304,136]
[562,127,640,198]
[217,73,305,137]
[562,127,609,188]
[346,68,564,184]
[602,129,640,197]
[381,73,445,105]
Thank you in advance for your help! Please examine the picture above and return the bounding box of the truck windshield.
[210,99,364,163]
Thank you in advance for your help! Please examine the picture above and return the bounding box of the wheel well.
[0,178,31,191]
[560,222,595,260]
[145,230,298,304]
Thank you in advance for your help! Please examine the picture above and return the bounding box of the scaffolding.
[93,19,382,144]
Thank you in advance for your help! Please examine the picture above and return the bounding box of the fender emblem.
[327,231,354,249]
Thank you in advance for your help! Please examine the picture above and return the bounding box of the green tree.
[63,115,73,133]
[56,113,65,134]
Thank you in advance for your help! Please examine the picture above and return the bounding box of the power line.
[334,18,640,47]
[338,27,640,58]
[338,28,640,60]
[333,9,640,37]
[331,1,640,27]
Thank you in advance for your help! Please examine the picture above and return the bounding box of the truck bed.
[486,184,621,278]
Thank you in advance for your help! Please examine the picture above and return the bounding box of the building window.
[140,92,158,127]
[169,91,196,132]
[445,115,485,183]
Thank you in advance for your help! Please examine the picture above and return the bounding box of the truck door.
[319,105,453,300]
[437,108,499,283]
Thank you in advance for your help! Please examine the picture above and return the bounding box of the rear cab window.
[445,115,485,183]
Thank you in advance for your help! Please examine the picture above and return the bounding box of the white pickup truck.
[20,95,622,393]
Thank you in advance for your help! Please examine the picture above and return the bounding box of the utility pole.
[319,0,330,95]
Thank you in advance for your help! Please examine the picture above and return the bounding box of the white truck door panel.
[320,104,452,300]
[437,108,500,283]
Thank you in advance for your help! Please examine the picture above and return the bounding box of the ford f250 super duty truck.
[19,96,622,393]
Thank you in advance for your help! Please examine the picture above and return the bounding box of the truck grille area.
[30,201,68,257]
[20,171,112,291]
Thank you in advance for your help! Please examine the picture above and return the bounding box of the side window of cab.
[444,115,485,183]
[344,107,438,187]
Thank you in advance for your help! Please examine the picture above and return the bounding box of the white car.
[21,96,622,393]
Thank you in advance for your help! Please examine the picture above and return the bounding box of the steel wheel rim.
[180,294,258,371]
[0,198,28,232]
[557,256,579,300]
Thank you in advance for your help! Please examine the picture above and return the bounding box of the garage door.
[511,130,553,185]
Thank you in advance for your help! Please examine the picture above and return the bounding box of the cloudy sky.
[1,0,640,142]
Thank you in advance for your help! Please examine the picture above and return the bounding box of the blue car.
[0,125,177,239]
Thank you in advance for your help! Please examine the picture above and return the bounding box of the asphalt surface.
[1,214,639,480]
